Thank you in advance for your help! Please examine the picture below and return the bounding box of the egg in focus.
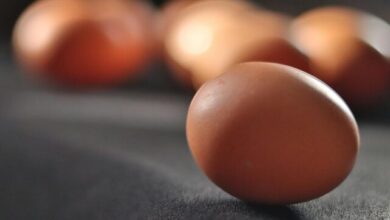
[186,62,359,204]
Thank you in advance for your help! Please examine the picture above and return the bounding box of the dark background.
[1,1,390,219]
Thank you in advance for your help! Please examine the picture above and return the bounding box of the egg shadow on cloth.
[171,198,304,220]
[352,94,390,124]
[114,60,195,95]
[244,202,304,220]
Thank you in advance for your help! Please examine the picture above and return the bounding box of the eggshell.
[290,6,390,61]
[308,37,390,106]
[290,6,390,106]
[157,0,198,87]
[190,37,309,88]
[157,0,195,44]
[128,0,158,58]
[187,62,359,204]
[162,0,256,87]
[165,0,307,88]
[13,0,153,88]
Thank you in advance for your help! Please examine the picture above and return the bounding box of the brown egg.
[157,0,195,44]
[187,62,359,204]
[156,0,197,87]
[290,6,390,106]
[165,0,308,88]
[290,6,390,61]
[162,0,257,87]
[128,0,158,58]
[308,37,390,106]
[158,0,253,41]
[13,0,153,88]
[191,37,309,88]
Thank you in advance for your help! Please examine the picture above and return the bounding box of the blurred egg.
[157,0,195,45]
[306,37,390,106]
[190,37,309,88]
[13,0,153,88]
[155,0,196,87]
[162,0,256,87]
[290,6,390,106]
[165,0,308,88]
[158,0,253,41]
[187,62,359,204]
[128,0,158,58]
[290,6,390,61]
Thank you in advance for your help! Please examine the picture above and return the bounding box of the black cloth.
[1,46,390,220]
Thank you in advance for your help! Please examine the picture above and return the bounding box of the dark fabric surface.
[1,46,390,220]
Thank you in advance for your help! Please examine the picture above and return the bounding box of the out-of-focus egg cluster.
[162,1,390,108]
[163,0,309,88]
[13,0,390,108]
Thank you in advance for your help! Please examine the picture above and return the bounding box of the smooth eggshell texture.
[290,6,390,106]
[13,0,153,88]
[187,62,359,204]
[165,0,307,89]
